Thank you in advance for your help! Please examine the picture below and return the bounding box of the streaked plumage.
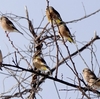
[33,54,50,72]
[57,21,74,43]
[0,16,23,35]
[46,6,62,24]
[83,68,100,90]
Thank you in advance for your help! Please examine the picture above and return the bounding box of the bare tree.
[0,1,100,99]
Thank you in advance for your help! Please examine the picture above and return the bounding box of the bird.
[46,6,74,43]
[0,16,23,36]
[0,50,3,70]
[56,21,74,43]
[83,68,100,90]
[46,6,62,24]
[32,52,51,73]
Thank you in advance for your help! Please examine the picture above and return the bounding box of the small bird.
[83,68,100,90]
[0,16,23,36]
[46,6,62,24]
[32,52,51,73]
[0,50,3,70]
[56,21,74,43]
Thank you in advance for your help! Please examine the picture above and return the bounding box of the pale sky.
[0,0,100,99]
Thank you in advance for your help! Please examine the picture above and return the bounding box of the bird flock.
[0,6,99,91]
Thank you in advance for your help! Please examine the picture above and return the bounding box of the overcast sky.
[0,0,100,99]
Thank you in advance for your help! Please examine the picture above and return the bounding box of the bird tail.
[67,36,75,43]
[44,66,52,75]
[45,66,51,72]
[17,30,23,35]
[14,29,23,35]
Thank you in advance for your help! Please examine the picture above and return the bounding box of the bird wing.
[64,24,74,43]
[89,70,97,79]
[5,17,17,30]
[64,24,72,36]
[38,57,47,65]
[52,8,62,21]
[38,57,50,69]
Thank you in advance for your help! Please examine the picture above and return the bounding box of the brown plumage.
[0,16,23,35]
[46,6,62,24]
[56,21,74,43]
[83,68,100,90]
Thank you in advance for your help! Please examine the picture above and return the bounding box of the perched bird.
[83,68,100,90]
[32,52,51,73]
[0,50,3,70]
[0,16,23,36]
[56,21,74,43]
[46,6,62,24]
[46,6,74,43]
